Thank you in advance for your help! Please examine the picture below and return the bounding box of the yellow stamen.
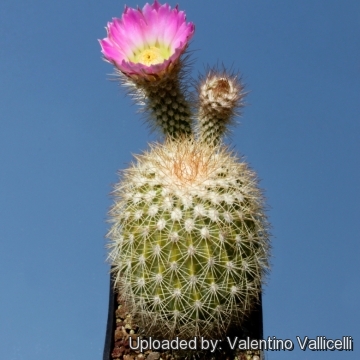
[131,44,172,66]
[136,46,164,66]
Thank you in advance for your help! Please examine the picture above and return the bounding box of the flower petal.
[99,1,195,78]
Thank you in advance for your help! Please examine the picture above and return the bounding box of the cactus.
[100,0,270,342]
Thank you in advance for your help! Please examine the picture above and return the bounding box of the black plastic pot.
[103,271,117,360]
[103,269,263,360]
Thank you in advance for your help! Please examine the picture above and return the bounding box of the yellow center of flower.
[133,45,171,66]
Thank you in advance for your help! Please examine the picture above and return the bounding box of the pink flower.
[99,0,195,79]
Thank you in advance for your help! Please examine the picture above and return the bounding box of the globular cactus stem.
[107,139,269,339]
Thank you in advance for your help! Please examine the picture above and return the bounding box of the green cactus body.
[118,60,193,140]
[107,139,269,339]
[135,62,192,139]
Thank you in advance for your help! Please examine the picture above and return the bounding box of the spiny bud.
[196,70,246,145]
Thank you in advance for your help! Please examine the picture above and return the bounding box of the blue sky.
[0,0,359,359]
